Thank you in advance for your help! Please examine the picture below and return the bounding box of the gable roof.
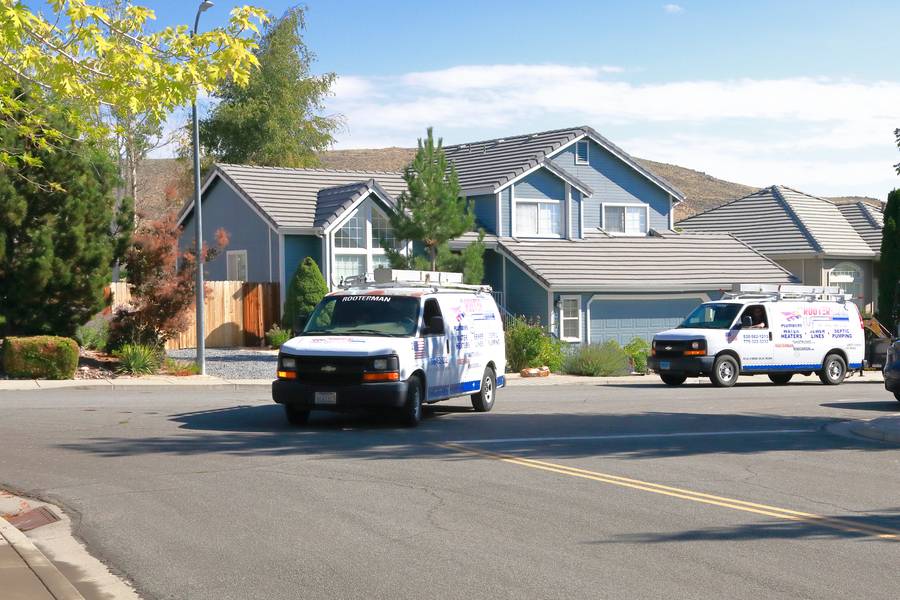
[442,125,684,200]
[837,201,884,253]
[449,231,795,290]
[314,179,396,230]
[180,164,407,230]
[677,185,874,257]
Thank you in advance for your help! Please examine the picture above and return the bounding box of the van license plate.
[659,361,671,370]
[315,392,337,405]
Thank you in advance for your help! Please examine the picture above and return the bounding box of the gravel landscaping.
[167,348,277,380]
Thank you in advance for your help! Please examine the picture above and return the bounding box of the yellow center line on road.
[437,442,900,541]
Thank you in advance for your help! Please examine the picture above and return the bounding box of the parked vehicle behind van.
[648,284,865,387]
[885,336,900,402]
[272,269,506,426]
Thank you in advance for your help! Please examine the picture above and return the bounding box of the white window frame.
[226,250,248,281]
[827,261,864,306]
[331,201,398,286]
[601,202,650,236]
[559,295,582,342]
[575,140,590,165]
[514,198,563,238]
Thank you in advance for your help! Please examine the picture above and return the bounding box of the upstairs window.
[603,204,648,235]
[371,209,397,249]
[226,250,248,281]
[516,200,561,237]
[575,140,589,165]
[334,214,364,248]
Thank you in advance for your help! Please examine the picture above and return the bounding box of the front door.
[421,299,451,399]
[736,304,774,370]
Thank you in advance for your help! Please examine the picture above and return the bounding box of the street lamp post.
[192,0,214,375]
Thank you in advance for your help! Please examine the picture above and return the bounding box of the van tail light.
[858,312,865,331]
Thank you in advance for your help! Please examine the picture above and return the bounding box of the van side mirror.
[292,312,309,336]
[741,315,753,328]
[427,316,445,335]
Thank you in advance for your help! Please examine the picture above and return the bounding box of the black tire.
[710,355,739,388]
[894,391,900,402]
[284,405,310,426]
[768,373,793,385]
[660,374,687,386]
[818,354,847,385]
[471,367,496,412]
[401,375,424,427]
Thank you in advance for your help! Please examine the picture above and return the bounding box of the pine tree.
[878,188,900,328]
[199,6,339,167]
[0,98,132,336]
[283,257,328,327]
[388,128,476,271]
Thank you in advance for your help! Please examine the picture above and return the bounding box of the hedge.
[2,336,79,379]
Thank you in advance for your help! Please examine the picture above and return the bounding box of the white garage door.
[589,297,705,345]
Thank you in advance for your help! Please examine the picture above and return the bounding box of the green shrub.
[2,336,79,379]
[265,324,292,348]
[624,337,651,374]
[114,343,161,376]
[75,316,110,351]
[505,316,564,372]
[282,257,328,328]
[563,340,630,377]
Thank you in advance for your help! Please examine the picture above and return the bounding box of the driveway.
[0,381,898,599]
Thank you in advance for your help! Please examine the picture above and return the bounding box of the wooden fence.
[107,281,280,350]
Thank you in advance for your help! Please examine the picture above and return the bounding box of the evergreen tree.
[0,100,132,336]
[283,257,328,327]
[199,6,339,167]
[388,128,479,272]
[878,188,900,328]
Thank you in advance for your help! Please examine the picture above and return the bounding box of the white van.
[272,269,506,426]
[648,284,865,388]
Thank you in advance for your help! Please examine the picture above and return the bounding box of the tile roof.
[187,164,407,229]
[451,231,795,290]
[677,185,874,257]
[837,201,884,253]
[313,179,396,229]
[442,125,684,200]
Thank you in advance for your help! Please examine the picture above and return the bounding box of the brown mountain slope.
[136,151,880,222]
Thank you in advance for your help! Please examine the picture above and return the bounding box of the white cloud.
[325,64,900,196]
[663,4,684,14]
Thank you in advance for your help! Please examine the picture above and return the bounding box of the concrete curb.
[0,371,884,392]
[849,416,900,444]
[0,516,85,600]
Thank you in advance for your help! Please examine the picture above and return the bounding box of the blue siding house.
[180,126,794,344]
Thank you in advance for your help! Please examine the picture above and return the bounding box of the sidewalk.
[0,516,83,600]
[0,371,885,391]
[850,415,900,444]
[0,491,141,600]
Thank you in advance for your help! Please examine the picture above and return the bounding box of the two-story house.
[178,126,795,344]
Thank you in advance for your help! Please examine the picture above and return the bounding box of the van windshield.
[678,303,742,329]
[302,295,420,337]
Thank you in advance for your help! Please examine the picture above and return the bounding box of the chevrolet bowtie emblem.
[321,365,337,372]
[664,346,672,351]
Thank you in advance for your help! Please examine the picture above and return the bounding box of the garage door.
[589,297,705,345]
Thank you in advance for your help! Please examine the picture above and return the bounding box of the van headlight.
[280,356,296,370]
[369,355,399,371]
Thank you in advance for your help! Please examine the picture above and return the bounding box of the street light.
[192,0,213,375]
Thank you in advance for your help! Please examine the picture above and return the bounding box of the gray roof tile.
[451,231,795,290]
[214,164,407,229]
[837,202,884,253]
[678,185,874,257]
[442,125,683,200]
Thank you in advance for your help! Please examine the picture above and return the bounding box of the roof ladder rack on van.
[724,283,852,303]
[339,268,493,294]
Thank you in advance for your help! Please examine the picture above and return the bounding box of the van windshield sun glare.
[678,303,742,330]
[301,295,421,337]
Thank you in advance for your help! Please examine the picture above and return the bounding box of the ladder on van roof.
[339,269,493,294]
[724,283,852,303]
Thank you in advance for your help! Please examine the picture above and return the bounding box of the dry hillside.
[136,151,880,223]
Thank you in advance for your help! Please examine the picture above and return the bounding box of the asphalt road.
[1,379,899,600]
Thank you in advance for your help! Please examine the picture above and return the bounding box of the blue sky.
[144,0,900,198]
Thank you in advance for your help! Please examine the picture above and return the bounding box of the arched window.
[331,202,401,285]
[827,262,864,305]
